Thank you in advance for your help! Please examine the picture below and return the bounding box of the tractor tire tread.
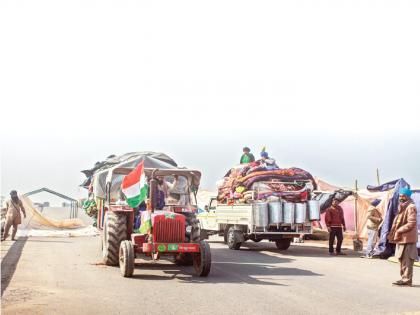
[119,240,134,277]
[194,241,211,277]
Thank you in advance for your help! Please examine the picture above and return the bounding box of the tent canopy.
[316,178,419,258]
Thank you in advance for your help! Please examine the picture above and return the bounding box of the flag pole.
[353,179,363,251]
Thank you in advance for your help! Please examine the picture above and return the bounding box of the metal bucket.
[283,202,295,224]
[295,203,307,224]
[268,201,283,225]
[253,202,269,228]
[308,200,321,221]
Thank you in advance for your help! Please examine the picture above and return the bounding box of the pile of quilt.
[217,161,316,204]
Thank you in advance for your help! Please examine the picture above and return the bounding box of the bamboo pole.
[354,179,358,237]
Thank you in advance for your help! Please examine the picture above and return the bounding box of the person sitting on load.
[259,151,279,170]
[240,147,255,164]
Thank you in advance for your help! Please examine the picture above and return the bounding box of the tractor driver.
[167,175,189,206]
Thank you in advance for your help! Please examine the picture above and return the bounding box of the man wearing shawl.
[363,199,383,258]
[388,187,418,287]
[2,190,26,241]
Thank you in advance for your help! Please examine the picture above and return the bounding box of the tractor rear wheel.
[102,212,127,266]
[119,240,134,277]
[227,227,242,250]
[193,241,211,277]
[275,239,291,250]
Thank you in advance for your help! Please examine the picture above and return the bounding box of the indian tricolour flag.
[121,161,148,208]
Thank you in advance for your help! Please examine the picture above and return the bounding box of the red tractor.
[94,167,211,277]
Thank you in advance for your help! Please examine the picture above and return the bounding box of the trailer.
[198,181,320,250]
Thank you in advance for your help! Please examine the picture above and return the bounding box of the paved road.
[1,236,420,315]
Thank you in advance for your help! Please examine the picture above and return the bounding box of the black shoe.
[400,281,413,287]
[392,280,404,286]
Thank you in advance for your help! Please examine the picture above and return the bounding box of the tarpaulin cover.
[84,152,180,199]
[367,179,404,192]
[368,179,410,257]
[16,196,99,237]
[81,152,178,188]
[317,178,419,257]
[411,190,420,251]
[316,178,390,237]
[19,196,85,229]
[316,179,357,232]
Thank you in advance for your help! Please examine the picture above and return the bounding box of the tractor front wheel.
[119,240,135,277]
[193,241,211,277]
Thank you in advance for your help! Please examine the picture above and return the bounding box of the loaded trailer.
[198,182,321,250]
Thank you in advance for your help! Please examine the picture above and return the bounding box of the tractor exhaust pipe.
[149,169,158,211]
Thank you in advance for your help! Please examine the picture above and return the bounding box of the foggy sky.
[1,0,419,201]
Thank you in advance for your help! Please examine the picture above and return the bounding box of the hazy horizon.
[1,131,419,201]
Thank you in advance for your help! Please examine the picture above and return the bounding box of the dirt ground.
[1,236,420,315]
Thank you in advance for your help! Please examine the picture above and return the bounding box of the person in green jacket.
[240,147,255,164]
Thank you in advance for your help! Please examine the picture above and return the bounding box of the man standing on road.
[362,199,383,258]
[1,190,26,241]
[240,147,255,164]
[388,187,418,287]
[325,198,346,256]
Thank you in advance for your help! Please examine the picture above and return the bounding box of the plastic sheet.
[19,196,86,229]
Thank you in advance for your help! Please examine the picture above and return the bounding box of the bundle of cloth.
[217,162,316,204]
[252,182,308,202]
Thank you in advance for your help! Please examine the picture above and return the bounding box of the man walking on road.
[362,199,383,258]
[1,190,26,241]
[388,187,418,287]
[325,198,346,256]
